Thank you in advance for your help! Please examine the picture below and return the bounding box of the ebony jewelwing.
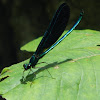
[23,3,84,70]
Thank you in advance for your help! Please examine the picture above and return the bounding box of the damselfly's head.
[23,63,31,70]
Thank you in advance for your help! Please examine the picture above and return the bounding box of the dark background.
[0,0,100,72]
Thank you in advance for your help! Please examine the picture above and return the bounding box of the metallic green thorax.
[23,54,39,70]
[23,3,83,71]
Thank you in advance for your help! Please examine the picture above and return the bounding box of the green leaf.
[21,36,42,52]
[0,29,100,100]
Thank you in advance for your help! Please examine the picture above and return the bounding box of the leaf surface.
[0,30,100,100]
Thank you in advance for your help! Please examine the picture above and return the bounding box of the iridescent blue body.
[23,3,84,70]
[24,54,39,70]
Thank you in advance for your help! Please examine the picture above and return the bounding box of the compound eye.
[23,63,31,70]
[27,64,31,69]
[23,64,28,70]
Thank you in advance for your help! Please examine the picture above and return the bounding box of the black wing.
[35,3,70,55]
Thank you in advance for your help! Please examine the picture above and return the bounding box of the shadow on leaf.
[20,58,73,84]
